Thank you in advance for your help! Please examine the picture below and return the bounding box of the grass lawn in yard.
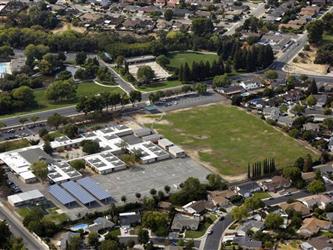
[166,52,218,69]
[109,228,121,237]
[137,80,182,92]
[0,82,124,119]
[17,207,31,218]
[185,214,216,238]
[0,139,30,152]
[44,208,68,225]
[323,33,333,44]
[150,104,318,176]
[252,192,271,200]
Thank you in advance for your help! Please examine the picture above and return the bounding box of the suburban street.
[0,202,48,250]
[203,185,333,250]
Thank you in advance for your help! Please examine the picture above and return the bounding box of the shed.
[168,145,186,158]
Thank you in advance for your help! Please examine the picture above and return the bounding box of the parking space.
[93,158,211,203]
[0,123,46,141]
[156,91,227,112]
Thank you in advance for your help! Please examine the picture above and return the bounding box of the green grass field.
[166,52,218,69]
[0,82,124,119]
[0,139,30,152]
[137,80,181,92]
[151,105,318,176]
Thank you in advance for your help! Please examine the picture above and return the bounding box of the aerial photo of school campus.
[0,0,333,249]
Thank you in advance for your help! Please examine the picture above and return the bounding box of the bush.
[69,159,86,170]
[80,140,101,154]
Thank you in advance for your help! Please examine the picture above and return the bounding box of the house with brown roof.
[182,200,213,215]
[207,190,233,208]
[261,176,291,192]
[301,194,333,210]
[298,217,332,237]
[301,236,333,250]
[280,202,311,217]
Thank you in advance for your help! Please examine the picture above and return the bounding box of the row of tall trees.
[178,58,230,83]
[248,158,277,179]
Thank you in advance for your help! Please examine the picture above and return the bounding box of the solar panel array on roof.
[77,177,111,201]
[49,184,76,206]
[62,181,96,205]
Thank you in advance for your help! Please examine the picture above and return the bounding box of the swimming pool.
[0,62,11,77]
[70,223,88,231]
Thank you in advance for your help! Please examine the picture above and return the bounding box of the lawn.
[17,207,68,225]
[252,192,271,200]
[0,82,124,119]
[0,139,30,152]
[137,80,182,92]
[185,214,216,238]
[323,33,333,44]
[166,52,219,69]
[150,104,318,176]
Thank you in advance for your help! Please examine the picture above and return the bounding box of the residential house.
[236,181,261,198]
[299,6,320,17]
[119,212,141,228]
[59,232,80,250]
[263,106,280,121]
[301,236,333,250]
[87,217,115,233]
[154,0,166,7]
[240,82,262,91]
[326,212,333,222]
[261,175,291,192]
[182,200,210,215]
[233,236,262,250]
[171,213,200,231]
[237,220,264,237]
[280,202,311,217]
[277,116,295,127]
[207,190,233,208]
[313,164,333,184]
[301,194,332,210]
[303,123,320,132]
[298,217,331,237]
[217,85,245,96]
[313,94,328,107]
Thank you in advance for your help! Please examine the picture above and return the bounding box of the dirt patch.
[192,135,209,140]
[134,114,171,126]
[52,23,86,33]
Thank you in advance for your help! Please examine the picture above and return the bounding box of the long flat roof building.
[62,181,96,206]
[49,184,77,207]
[8,189,45,207]
[77,177,112,203]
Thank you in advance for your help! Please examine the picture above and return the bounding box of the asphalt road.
[0,203,48,250]
[223,3,265,36]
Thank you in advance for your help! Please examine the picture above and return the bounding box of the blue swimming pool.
[70,223,88,231]
[0,62,11,77]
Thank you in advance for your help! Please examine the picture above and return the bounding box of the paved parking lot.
[93,158,211,203]
[156,91,227,112]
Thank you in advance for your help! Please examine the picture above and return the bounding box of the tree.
[231,205,248,221]
[121,195,127,203]
[0,221,11,249]
[135,192,141,200]
[264,213,283,230]
[88,232,99,247]
[282,166,301,182]
[264,70,278,80]
[80,140,100,154]
[195,83,207,95]
[150,188,157,196]
[12,86,35,108]
[306,95,317,107]
[99,240,120,250]
[46,80,77,103]
[137,66,155,84]
[31,160,48,182]
[307,79,318,95]
[243,196,264,211]
[47,113,67,129]
[323,118,333,130]
[129,90,142,106]
[142,211,169,236]
[138,228,149,244]
[212,75,230,88]
[69,159,85,171]
[191,17,214,36]
[164,185,171,194]
[30,115,39,125]
[303,154,313,172]
[115,56,124,68]
[63,124,79,139]
[294,157,304,170]
[127,240,135,249]
[206,174,227,190]
[156,55,170,67]
[307,179,325,194]
[164,9,173,21]
[43,141,53,155]
[307,20,324,44]
[75,52,87,65]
